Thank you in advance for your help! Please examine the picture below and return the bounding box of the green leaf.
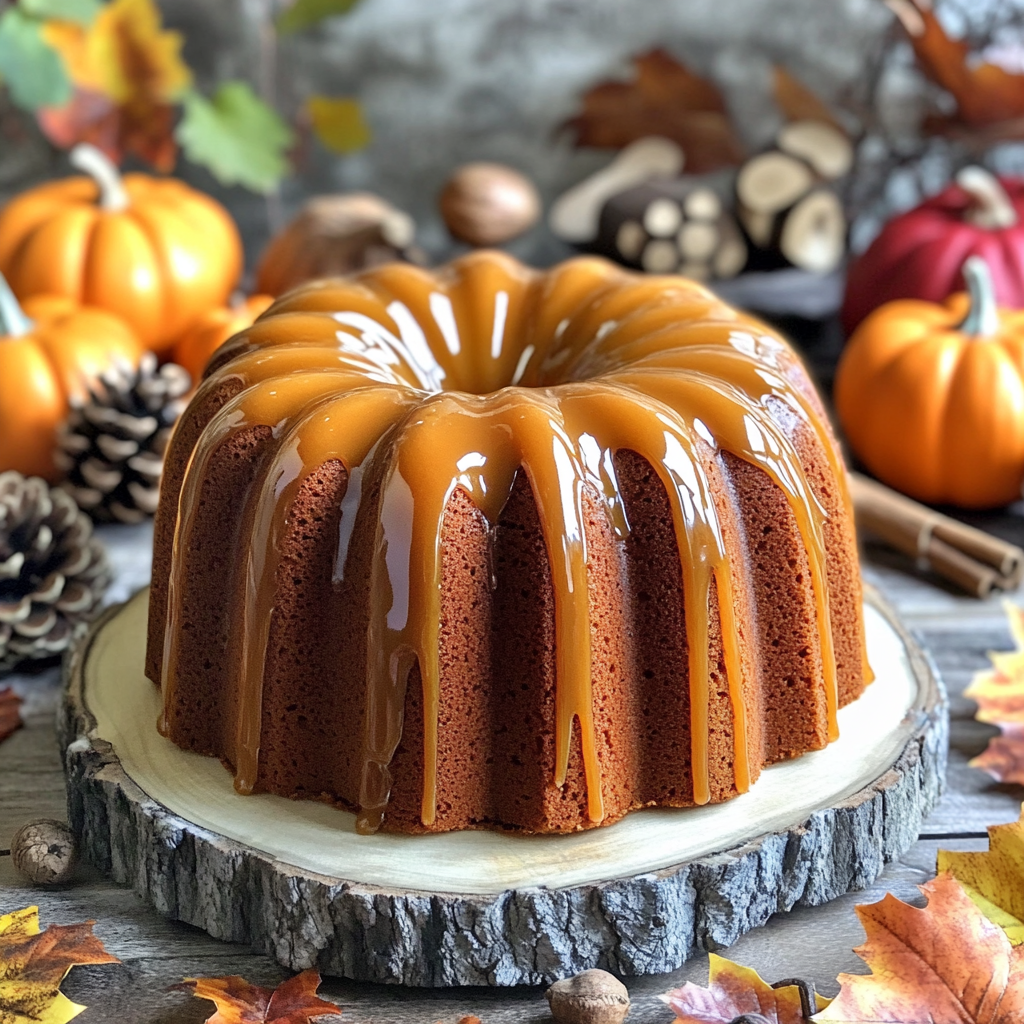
[19,0,102,25]
[276,0,361,34]
[176,82,294,194]
[0,8,71,110]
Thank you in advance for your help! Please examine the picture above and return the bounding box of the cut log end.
[678,221,720,261]
[641,239,680,274]
[737,151,815,214]
[779,189,846,274]
[616,220,647,262]
[713,235,748,279]
[776,120,854,181]
[643,198,683,238]
[684,188,722,222]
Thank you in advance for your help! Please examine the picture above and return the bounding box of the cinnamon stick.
[849,472,1023,597]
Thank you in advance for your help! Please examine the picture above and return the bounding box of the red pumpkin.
[842,166,1024,335]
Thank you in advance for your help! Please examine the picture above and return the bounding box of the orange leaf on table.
[0,686,22,744]
[772,66,843,131]
[664,953,829,1023]
[972,727,1024,788]
[965,603,1024,785]
[563,48,744,173]
[0,905,120,1024]
[938,805,1024,945]
[887,0,1024,128]
[182,970,340,1024]
[815,873,1024,1023]
[39,0,190,169]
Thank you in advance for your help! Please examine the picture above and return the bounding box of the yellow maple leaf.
[44,0,191,106]
[0,905,120,1024]
[306,95,370,154]
[938,805,1024,946]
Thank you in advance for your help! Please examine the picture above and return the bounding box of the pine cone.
[55,354,191,524]
[0,472,110,672]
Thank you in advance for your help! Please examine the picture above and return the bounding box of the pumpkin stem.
[957,166,1017,229]
[0,273,33,338]
[959,256,1000,337]
[70,143,129,213]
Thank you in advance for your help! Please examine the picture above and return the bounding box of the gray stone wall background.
[1,0,1021,272]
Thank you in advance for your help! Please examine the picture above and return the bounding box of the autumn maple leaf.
[772,66,843,132]
[44,0,190,104]
[182,970,340,1024]
[965,603,1024,786]
[887,0,1024,133]
[664,954,829,1023]
[816,873,1024,1023]
[938,805,1024,946]
[39,0,190,169]
[563,49,744,173]
[0,905,120,1024]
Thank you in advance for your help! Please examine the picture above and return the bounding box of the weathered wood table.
[1,519,1019,1023]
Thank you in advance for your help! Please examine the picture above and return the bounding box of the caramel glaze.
[151,251,870,833]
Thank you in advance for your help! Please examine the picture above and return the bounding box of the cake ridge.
[151,250,868,835]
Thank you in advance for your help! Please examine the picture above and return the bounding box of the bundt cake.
[147,250,869,835]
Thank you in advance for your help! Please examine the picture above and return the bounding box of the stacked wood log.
[734,119,852,274]
[595,177,747,281]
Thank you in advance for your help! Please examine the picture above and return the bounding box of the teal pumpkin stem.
[959,255,1000,337]
[0,273,33,338]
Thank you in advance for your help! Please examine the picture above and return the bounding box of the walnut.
[546,969,630,1024]
[10,819,78,886]
[439,163,541,247]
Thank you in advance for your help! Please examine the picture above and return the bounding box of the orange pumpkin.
[0,275,142,481]
[835,254,1024,508]
[172,294,274,382]
[0,144,242,356]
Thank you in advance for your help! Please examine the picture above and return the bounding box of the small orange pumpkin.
[0,144,242,356]
[835,254,1024,508]
[172,294,274,382]
[0,275,142,481]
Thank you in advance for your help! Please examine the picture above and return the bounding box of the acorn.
[11,819,78,886]
[439,163,541,246]
[546,969,630,1024]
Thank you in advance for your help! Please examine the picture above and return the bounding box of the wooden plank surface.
[1,524,1021,1022]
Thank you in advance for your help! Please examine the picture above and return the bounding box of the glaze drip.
[159,251,863,832]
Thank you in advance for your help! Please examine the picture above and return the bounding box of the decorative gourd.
[0,275,142,481]
[172,294,274,382]
[835,255,1024,509]
[842,166,1024,334]
[0,144,243,356]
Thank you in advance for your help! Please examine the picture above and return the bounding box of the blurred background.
[2,0,1018,269]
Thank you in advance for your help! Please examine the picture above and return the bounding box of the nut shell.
[256,193,417,296]
[546,969,630,1024]
[11,819,78,886]
[439,163,541,246]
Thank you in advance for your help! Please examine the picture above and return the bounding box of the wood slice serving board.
[60,587,947,987]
